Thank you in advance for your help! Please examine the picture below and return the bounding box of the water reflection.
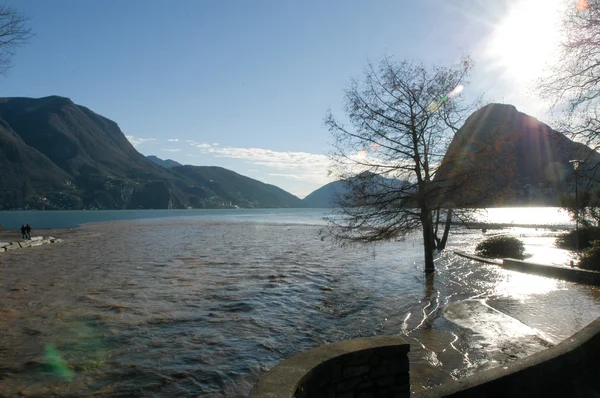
[481,207,572,226]
[0,220,597,397]
[492,272,560,299]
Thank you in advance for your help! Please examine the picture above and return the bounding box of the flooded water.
[0,209,598,397]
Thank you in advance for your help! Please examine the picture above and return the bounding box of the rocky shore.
[0,235,63,252]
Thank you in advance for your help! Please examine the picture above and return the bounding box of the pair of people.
[20,224,32,239]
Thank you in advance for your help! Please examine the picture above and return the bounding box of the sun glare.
[488,0,564,85]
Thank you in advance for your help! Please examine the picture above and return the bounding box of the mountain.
[0,96,193,209]
[171,166,304,208]
[0,96,303,210]
[0,117,72,209]
[306,104,600,208]
[436,103,600,206]
[147,155,182,169]
[302,180,348,208]
[302,172,405,208]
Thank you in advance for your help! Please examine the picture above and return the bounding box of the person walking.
[25,224,31,239]
[20,224,26,239]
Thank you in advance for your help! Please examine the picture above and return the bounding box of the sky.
[2,0,568,197]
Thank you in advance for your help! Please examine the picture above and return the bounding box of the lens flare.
[428,85,464,113]
[428,100,440,112]
[45,345,73,381]
[448,84,464,98]
[576,0,588,11]
[358,150,368,159]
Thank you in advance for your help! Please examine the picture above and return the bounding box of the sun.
[488,0,565,85]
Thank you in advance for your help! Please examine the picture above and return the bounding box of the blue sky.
[2,0,565,197]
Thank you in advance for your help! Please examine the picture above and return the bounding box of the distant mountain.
[302,172,405,208]
[302,180,348,208]
[436,103,600,206]
[0,96,303,210]
[172,165,304,208]
[147,155,182,169]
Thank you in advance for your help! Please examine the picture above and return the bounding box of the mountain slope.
[0,96,194,209]
[0,97,172,178]
[147,155,182,169]
[302,180,347,208]
[0,96,304,210]
[436,103,600,205]
[171,165,304,208]
[0,116,73,209]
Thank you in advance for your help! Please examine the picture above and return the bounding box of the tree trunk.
[437,208,453,250]
[421,209,435,274]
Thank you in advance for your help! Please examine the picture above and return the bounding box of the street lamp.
[569,159,583,252]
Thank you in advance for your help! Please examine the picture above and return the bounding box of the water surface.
[0,209,597,397]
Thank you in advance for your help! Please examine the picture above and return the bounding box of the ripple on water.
[0,221,598,396]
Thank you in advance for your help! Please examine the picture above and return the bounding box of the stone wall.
[249,335,410,398]
[414,316,600,397]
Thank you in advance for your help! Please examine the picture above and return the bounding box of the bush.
[578,241,600,271]
[556,226,600,251]
[475,235,526,259]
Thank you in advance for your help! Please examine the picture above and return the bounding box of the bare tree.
[538,1,600,148]
[324,56,485,273]
[537,1,600,217]
[0,5,33,75]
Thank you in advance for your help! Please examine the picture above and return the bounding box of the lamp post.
[569,159,583,252]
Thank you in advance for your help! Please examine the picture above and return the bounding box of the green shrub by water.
[556,226,600,251]
[475,235,526,259]
[578,241,600,271]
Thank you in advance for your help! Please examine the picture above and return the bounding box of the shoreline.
[0,227,79,243]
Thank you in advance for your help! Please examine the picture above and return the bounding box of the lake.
[0,207,597,397]
[0,206,574,230]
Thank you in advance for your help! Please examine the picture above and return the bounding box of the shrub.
[475,235,526,259]
[556,226,600,251]
[578,241,600,271]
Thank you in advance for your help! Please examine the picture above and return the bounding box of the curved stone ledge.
[454,251,600,286]
[414,316,600,397]
[0,236,62,252]
[249,335,410,398]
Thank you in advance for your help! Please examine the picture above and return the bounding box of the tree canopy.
[324,56,484,273]
[539,0,600,150]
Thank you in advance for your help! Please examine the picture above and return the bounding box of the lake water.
[0,208,597,397]
[0,206,574,230]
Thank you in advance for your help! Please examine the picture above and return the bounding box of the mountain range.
[0,97,597,210]
[306,104,600,208]
[0,96,303,210]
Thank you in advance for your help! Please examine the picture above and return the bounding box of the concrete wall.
[454,250,600,286]
[502,258,600,285]
[249,335,410,398]
[414,317,600,397]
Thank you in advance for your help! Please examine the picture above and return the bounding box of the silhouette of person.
[20,224,26,239]
[25,224,31,239]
